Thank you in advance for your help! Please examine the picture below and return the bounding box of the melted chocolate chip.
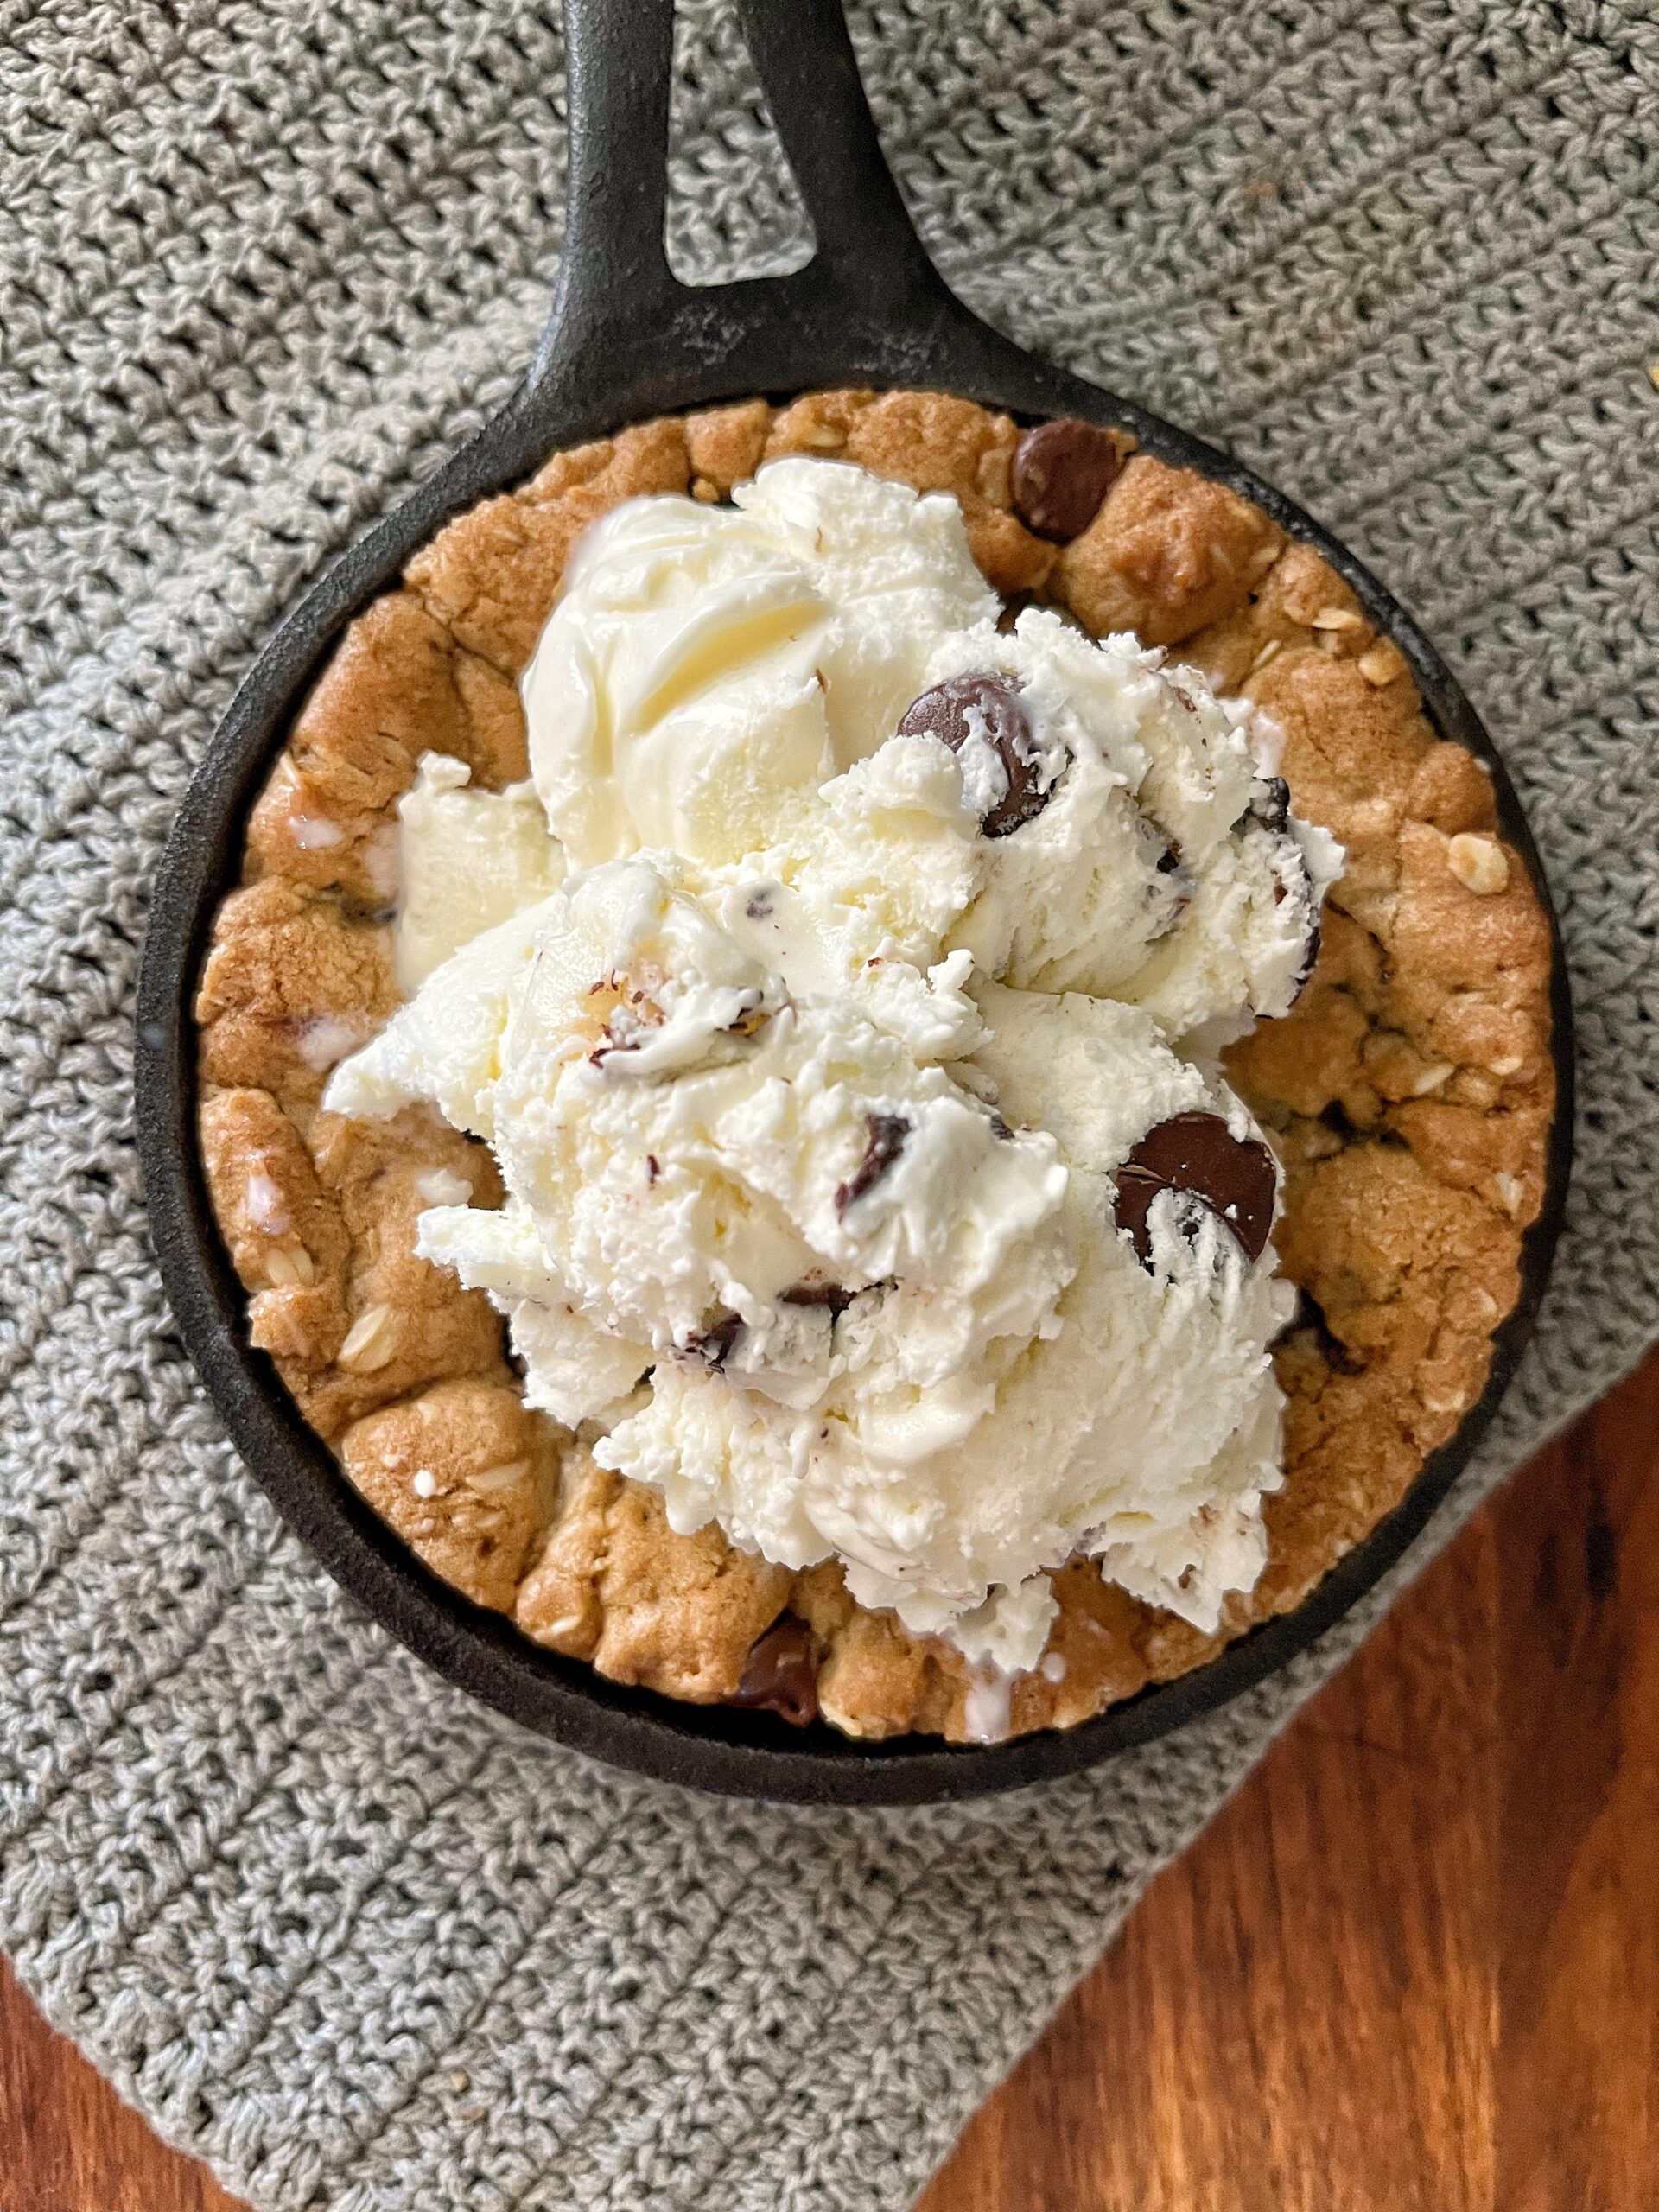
[730,1615,820,1727]
[684,1311,742,1367]
[897,673,1052,838]
[835,1113,911,1214]
[1112,1111,1278,1268]
[781,1281,856,1320]
[1009,416,1126,541]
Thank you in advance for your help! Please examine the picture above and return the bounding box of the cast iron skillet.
[135,0,1573,1804]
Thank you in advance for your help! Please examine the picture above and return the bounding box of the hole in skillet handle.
[133,0,1574,1806]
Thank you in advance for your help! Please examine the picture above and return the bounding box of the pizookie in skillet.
[193,387,1555,1745]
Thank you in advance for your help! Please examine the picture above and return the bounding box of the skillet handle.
[532,0,681,368]
[732,0,951,316]
[530,0,968,391]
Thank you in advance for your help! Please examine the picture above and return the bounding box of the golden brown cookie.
[194,391,1554,1744]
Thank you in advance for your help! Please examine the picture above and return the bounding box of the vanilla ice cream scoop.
[327,455,1342,1696]
[523,460,998,869]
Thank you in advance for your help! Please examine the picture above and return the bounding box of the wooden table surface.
[4,1347,1656,2212]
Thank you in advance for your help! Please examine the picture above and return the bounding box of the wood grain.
[3,1349,1656,2212]
[0,1959,242,2212]
[925,1345,1659,2212]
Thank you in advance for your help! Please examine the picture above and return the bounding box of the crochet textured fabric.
[3,3,1656,2207]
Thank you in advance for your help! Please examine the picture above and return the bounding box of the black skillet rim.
[131,0,1574,1805]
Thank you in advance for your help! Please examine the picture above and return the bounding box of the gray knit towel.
[3,4,1656,2208]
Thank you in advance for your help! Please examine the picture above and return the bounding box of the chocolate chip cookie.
[194,391,1554,1743]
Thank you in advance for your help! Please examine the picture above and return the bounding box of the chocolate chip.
[1248,776,1292,834]
[1287,861,1321,988]
[1112,1110,1277,1268]
[1240,787,1322,1005]
[684,1310,742,1366]
[730,1615,819,1727]
[590,990,664,1067]
[897,673,1053,837]
[1009,416,1126,542]
[781,1281,855,1319]
[645,1154,660,1185]
[1290,1287,1366,1376]
[835,1113,911,1214]
[1294,910,1322,988]
[1145,824,1192,940]
[1262,823,1321,999]
[723,989,771,1039]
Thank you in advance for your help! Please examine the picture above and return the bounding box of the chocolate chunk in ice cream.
[1248,775,1293,835]
[898,673,1053,838]
[684,1310,743,1367]
[835,1113,912,1214]
[781,1281,856,1319]
[1113,1110,1277,1268]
